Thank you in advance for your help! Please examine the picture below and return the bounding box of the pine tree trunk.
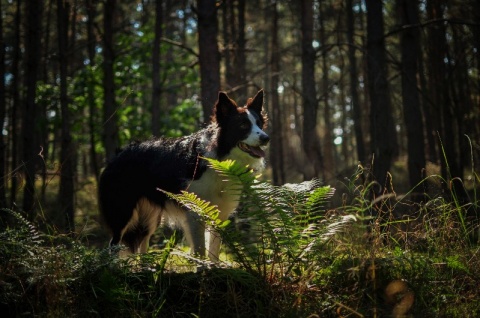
[57,0,75,233]
[346,0,366,164]
[102,0,119,160]
[152,0,163,136]
[86,0,100,180]
[269,0,285,185]
[398,0,426,190]
[365,0,396,188]
[10,0,21,207]
[22,0,43,217]
[319,2,335,181]
[197,0,220,121]
[301,0,323,180]
[0,0,6,208]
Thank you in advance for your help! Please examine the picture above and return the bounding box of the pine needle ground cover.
[1,159,479,317]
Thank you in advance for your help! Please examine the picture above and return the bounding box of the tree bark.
[346,0,366,164]
[269,1,285,185]
[86,0,100,180]
[197,0,221,122]
[365,0,396,188]
[319,1,335,181]
[10,0,21,207]
[301,0,323,180]
[102,0,119,161]
[151,0,163,136]
[22,0,43,216]
[0,0,6,208]
[398,0,426,191]
[57,0,75,232]
[235,0,247,99]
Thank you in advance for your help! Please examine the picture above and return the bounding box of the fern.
[161,190,231,229]
[200,158,336,278]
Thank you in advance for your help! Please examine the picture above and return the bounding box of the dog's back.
[99,90,269,259]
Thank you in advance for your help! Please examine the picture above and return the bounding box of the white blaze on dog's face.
[244,110,268,146]
[214,89,270,160]
[237,109,270,157]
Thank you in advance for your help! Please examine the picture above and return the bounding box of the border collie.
[98,90,269,260]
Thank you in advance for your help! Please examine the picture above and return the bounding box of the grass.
[1,160,479,317]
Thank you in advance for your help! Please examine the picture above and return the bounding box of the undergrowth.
[1,159,479,317]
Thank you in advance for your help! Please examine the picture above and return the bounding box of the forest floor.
[1,160,479,317]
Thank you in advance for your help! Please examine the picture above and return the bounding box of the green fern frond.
[205,157,258,187]
[160,190,230,228]
[1,208,44,245]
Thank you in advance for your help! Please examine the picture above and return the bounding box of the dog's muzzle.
[238,132,270,158]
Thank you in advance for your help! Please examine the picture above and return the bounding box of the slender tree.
[57,0,75,232]
[197,0,221,121]
[22,0,43,216]
[102,0,119,160]
[301,0,323,180]
[86,0,100,180]
[222,2,233,92]
[269,0,285,185]
[0,0,6,208]
[365,0,396,188]
[318,1,335,180]
[398,0,426,191]
[346,0,366,164]
[222,0,247,100]
[152,0,163,136]
[10,0,21,206]
[234,0,247,99]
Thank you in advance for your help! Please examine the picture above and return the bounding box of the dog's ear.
[247,89,264,114]
[214,92,237,121]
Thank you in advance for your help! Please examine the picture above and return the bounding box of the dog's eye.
[240,122,250,130]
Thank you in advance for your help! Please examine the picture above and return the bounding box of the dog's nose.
[259,133,270,145]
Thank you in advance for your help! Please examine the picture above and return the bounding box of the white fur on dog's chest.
[188,168,241,220]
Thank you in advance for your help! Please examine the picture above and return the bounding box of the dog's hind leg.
[128,198,163,253]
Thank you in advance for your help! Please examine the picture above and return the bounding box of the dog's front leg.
[182,210,206,258]
[207,229,222,261]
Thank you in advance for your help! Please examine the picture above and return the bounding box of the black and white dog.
[98,90,269,260]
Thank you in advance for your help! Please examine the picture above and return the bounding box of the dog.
[98,90,269,260]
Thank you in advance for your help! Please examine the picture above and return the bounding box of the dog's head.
[212,89,270,159]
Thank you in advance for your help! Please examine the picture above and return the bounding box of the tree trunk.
[0,0,6,208]
[86,0,100,180]
[346,0,366,164]
[57,0,75,232]
[319,1,335,181]
[398,0,426,191]
[365,0,396,188]
[10,0,21,207]
[234,0,247,99]
[102,0,119,161]
[451,21,471,180]
[197,0,220,121]
[301,0,323,180]
[269,0,285,185]
[417,53,437,163]
[151,0,163,136]
[22,0,43,217]
[222,2,233,91]
[222,0,247,100]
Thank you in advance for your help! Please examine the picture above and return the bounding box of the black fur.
[98,129,213,248]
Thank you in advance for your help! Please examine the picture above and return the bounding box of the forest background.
[0,0,479,233]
